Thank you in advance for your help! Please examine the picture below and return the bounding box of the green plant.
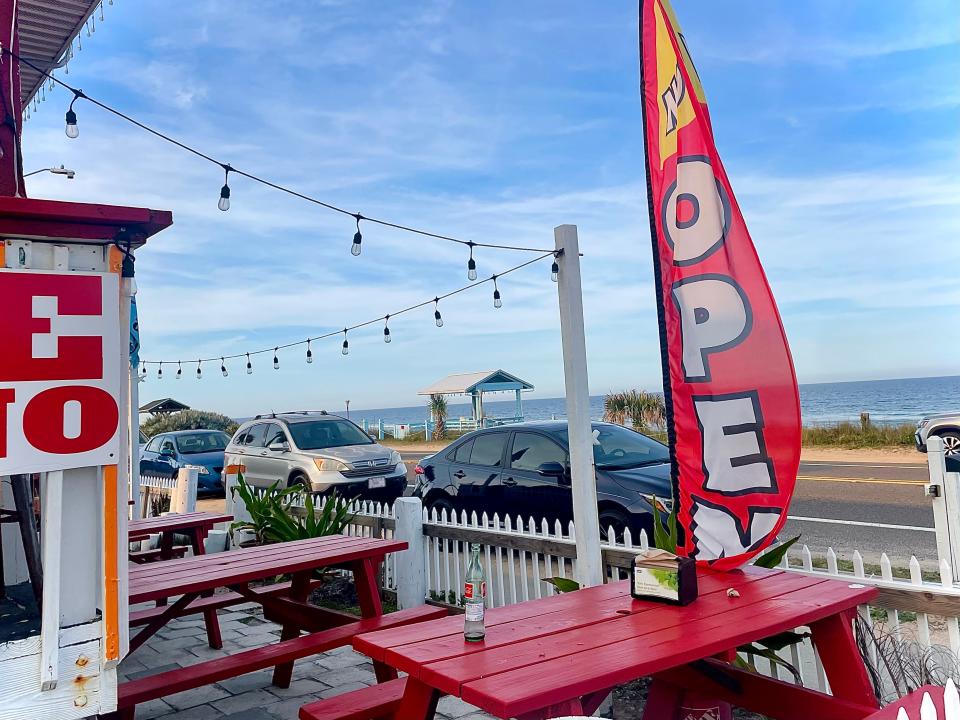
[430,394,448,440]
[150,493,171,517]
[229,473,352,544]
[142,409,239,437]
[603,390,666,431]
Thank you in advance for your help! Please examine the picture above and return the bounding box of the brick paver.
[121,604,498,720]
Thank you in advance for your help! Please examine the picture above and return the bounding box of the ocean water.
[348,375,960,428]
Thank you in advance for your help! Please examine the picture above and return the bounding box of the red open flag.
[639,0,801,568]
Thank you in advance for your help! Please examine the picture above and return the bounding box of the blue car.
[140,430,231,495]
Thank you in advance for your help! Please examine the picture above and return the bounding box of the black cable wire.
[141,251,558,366]
[10,48,555,254]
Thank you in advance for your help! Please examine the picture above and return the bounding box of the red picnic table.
[113,535,446,720]
[128,511,233,563]
[351,565,880,720]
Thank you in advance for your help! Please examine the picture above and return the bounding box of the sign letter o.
[661,155,731,266]
[23,386,119,454]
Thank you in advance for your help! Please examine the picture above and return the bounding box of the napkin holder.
[630,549,698,606]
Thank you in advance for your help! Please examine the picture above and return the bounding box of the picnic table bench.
[111,534,446,719]
[128,511,233,563]
[302,565,879,720]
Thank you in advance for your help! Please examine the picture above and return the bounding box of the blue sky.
[20,0,960,416]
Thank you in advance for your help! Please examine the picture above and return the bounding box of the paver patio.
[120,601,496,720]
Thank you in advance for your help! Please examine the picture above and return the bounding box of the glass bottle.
[464,543,486,642]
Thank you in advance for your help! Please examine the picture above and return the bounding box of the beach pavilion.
[418,369,534,425]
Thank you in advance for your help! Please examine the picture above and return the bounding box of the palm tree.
[603,390,666,431]
[430,394,448,440]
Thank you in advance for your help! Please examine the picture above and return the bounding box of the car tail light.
[414,464,425,475]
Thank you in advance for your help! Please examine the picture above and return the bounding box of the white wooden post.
[130,366,141,519]
[171,467,198,514]
[928,436,960,580]
[554,224,603,587]
[39,471,63,691]
[393,497,427,608]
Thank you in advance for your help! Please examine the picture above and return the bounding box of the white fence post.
[171,467,198,514]
[394,497,427,609]
[927,436,960,580]
[554,224,603,587]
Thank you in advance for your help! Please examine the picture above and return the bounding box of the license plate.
[368,477,386,489]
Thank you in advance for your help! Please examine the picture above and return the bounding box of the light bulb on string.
[157,362,163,379]
[196,360,202,379]
[341,329,349,356]
[246,353,253,374]
[383,315,392,343]
[273,348,280,370]
[433,298,443,328]
[467,242,477,281]
[306,340,313,364]
[141,363,148,378]
[551,259,559,282]
[493,276,502,309]
[218,165,232,211]
[351,214,363,256]
[176,361,182,379]
[221,358,228,377]
[64,91,81,138]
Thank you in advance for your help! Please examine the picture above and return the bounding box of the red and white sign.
[0,269,121,474]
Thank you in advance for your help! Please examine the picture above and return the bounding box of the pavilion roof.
[418,369,533,396]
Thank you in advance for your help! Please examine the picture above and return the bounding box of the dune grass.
[801,421,916,448]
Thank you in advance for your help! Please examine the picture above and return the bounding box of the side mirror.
[366,430,379,440]
[537,462,566,478]
[268,441,289,452]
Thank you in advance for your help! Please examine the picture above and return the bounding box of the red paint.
[0,0,25,197]
[0,388,12,458]
[299,677,409,720]
[0,196,172,244]
[22,385,118,454]
[0,273,104,381]
[127,512,234,542]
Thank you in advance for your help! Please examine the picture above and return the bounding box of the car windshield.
[177,432,229,454]
[556,424,670,470]
[287,419,373,451]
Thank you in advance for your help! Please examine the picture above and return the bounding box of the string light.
[221,357,228,377]
[144,252,554,373]
[551,258,559,282]
[141,362,148,377]
[64,90,82,138]
[157,362,163,379]
[176,361,182,379]
[196,360,202,379]
[467,242,477,281]
[7,47,554,257]
[351,214,363,256]
[218,165,231,211]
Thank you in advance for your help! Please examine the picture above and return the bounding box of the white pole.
[130,368,141,519]
[554,225,603,587]
[394,497,427,609]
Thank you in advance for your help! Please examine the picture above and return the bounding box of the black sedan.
[412,421,672,538]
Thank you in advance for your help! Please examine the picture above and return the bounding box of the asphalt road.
[399,452,937,568]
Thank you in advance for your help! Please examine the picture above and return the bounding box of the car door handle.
[453,470,466,479]
[259,451,268,456]
[502,477,518,487]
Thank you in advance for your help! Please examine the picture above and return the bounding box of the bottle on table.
[464,542,486,642]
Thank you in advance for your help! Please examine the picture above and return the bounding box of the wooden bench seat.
[128,579,322,626]
[128,546,188,564]
[299,677,408,720]
[115,605,447,716]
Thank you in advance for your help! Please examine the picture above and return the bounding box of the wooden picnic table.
[128,511,233,562]
[353,565,881,720]
[115,534,446,720]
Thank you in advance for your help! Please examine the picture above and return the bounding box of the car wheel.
[598,507,631,544]
[427,495,455,519]
[940,432,960,456]
[287,472,308,490]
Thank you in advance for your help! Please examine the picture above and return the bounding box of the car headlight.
[918,419,929,428]
[390,450,402,466]
[314,457,349,472]
[197,466,209,475]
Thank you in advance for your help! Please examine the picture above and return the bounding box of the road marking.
[802,461,927,470]
[787,515,934,533]
[797,475,925,486]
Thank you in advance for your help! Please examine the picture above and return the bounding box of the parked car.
[139,430,231,495]
[916,413,960,456]
[412,421,672,538]
[224,411,407,502]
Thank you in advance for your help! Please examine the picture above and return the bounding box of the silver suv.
[225,411,407,501]
[916,413,960,456]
